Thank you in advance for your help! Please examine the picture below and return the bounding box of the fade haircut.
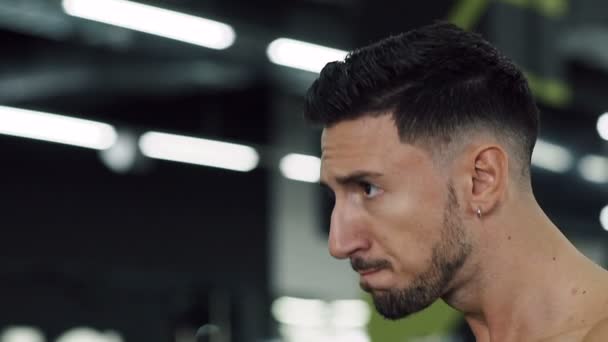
[305,22,540,179]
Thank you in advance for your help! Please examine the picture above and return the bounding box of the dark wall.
[0,135,270,341]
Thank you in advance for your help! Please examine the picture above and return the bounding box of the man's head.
[306,23,540,319]
[306,22,539,180]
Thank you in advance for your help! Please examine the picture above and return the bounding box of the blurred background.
[0,0,606,341]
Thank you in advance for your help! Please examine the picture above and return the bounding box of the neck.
[442,195,608,341]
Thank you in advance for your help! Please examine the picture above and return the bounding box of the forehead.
[321,114,431,180]
[322,114,399,154]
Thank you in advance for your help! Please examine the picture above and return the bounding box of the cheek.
[372,176,446,271]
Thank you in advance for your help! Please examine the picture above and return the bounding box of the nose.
[328,200,370,259]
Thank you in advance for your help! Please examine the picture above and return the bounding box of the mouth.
[358,268,381,277]
[351,257,391,280]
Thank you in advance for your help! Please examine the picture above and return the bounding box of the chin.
[367,285,442,320]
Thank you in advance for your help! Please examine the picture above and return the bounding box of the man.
[305,22,608,341]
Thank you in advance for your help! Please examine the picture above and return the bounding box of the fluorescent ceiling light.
[578,155,608,183]
[139,131,259,172]
[272,296,327,328]
[601,205,608,232]
[267,38,347,73]
[531,139,574,173]
[0,105,117,150]
[279,153,321,183]
[279,326,370,342]
[56,328,122,342]
[62,0,235,50]
[272,297,371,330]
[329,299,371,328]
[598,112,608,141]
[1,327,45,342]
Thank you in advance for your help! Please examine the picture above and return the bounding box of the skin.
[319,114,608,342]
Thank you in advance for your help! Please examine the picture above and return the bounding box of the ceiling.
[0,0,605,238]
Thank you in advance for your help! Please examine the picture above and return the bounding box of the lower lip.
[360,269,381,277]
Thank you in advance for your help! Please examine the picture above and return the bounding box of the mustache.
[350,257,391,272]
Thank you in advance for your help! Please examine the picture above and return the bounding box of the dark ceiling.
[0,0,605,229]
[0,0,606,234]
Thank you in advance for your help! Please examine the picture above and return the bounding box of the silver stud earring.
[476,207,482,219]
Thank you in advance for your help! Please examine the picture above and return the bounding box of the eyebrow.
[320,170,384,188]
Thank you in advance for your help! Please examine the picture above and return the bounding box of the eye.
[361,182,382,198]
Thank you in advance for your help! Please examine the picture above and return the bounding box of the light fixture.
[272,296,327,328]
[55,328,122,342]
[279,153,321,183]
[597,112,608,141]
[99,130,140,173]
[138,131,259,172]
[531,139,574,173]
[0,327,45,342]
[62,0,235,50]
[600,205,608,232]
[578,155,608,183]
[0,105,117,150]
[329,299,371,328]
[267,38,347,73]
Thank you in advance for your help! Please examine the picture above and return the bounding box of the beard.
[361,183,472,320]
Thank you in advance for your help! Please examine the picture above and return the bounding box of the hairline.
[322,110,532,188]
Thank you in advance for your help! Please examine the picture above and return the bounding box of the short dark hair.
[305,22,540,178]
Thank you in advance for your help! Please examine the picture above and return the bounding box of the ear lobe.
[471,146,508,216]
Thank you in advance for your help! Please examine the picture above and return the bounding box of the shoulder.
[583,317,608,342]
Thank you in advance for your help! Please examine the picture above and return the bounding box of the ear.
[469,145,509,218]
